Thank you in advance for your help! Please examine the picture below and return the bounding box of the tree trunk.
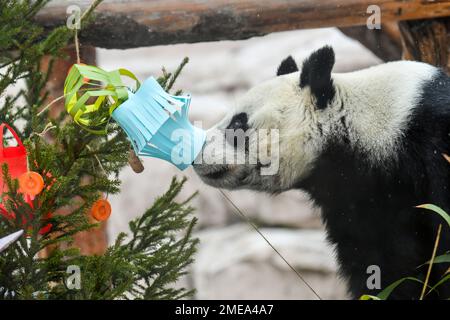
[40,45,108,256]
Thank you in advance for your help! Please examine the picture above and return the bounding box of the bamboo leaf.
[359,294,381,300]
[416,204,450,229]
[378,277,422,300]
[422,252,450,266]
[426,274,450,297]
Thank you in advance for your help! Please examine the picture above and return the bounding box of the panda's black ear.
[300,46,335,109]
[277,56,298,76]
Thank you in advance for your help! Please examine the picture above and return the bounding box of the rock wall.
[98,27,380,300]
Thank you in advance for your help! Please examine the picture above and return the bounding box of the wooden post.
[40,45,108,256]
[399,18,450,73]
[339,22,402,62]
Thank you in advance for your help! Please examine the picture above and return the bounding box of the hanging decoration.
[0,123,51,234]
[0,123,28,192]
[18,171,44,196]
[64,64,206,170]
[90,197,112,222]
[0,123,32,218]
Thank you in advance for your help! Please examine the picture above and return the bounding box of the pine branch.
[0,1,198,300]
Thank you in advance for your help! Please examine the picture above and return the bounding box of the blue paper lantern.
[111,77,206,170]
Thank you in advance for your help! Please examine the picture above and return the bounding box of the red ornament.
[0,123,51,234]
[0,123,29,217]
[0,123,27,193]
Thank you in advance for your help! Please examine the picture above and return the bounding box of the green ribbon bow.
[64,64,140,134]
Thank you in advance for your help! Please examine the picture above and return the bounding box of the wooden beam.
[399,18,450,73]
[37,0,450,49]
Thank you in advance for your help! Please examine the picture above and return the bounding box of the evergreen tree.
[0,0,198,299]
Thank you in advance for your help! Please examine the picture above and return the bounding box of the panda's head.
[193,45,433,192]
[193,46,341,193]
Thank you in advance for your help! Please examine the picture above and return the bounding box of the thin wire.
[218,189,322,300]
[74,0,103,65]
[74,28,81,64]
[30,122,56,138]
[86,145,108,177]
[36,95,65,116]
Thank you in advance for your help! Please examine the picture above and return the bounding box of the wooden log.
[399,18,450,73]
[36,0,450,49]
[128,148,144,173]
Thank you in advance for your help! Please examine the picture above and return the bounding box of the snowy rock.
[191,224,349,300]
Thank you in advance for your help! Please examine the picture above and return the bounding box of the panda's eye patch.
[226,113,249,150]
[226,113,249,131]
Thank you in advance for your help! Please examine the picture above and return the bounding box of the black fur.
[296,69,450,299]
[226,112,250,150]
[300,46,336,109]
[277,56,299,76]
[226,112,249,132]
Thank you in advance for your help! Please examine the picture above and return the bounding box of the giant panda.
[193,46,450,299]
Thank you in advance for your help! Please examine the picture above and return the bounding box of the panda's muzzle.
[203,167,229,180]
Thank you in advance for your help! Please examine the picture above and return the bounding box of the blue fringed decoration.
[112,77,206,170]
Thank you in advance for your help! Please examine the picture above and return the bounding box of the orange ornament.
[18,171,44,196]
[91,199,111,221]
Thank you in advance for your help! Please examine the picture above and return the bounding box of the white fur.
[332,61,436,162]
